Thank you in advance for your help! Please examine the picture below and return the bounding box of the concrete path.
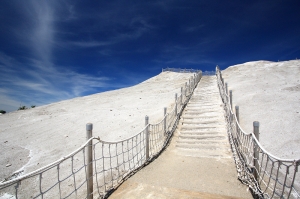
[109,76,253,199]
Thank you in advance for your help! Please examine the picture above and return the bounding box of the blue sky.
[0,1,299,112]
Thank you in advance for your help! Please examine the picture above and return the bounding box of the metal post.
[229,90,232,110]
[175,93,178,115]
[225,83,228,94]
[253,121,260,181]
[145,116,149,160]
[164,107,167,135]
[86,123,93,199]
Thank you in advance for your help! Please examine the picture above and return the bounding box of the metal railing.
[0,71,202,199]
[216,66,300,199]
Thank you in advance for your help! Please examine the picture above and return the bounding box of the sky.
[0,1,300,112]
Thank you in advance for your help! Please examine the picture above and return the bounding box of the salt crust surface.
[1,60,299,190]
[222,60,300,160]
[0,71,194,180]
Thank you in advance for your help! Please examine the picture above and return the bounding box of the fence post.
[86,123,93,199]
[235,106,239,123]
[253,121,260,181]
[185,82,187,97]
[164,107,167,135]
[180,87,183,104]
[193,74,196,87]
[145,116,149,160]
[225,83,228,94]
[229,90,232,110]
[175,93,178,115]
[235,106,239,135]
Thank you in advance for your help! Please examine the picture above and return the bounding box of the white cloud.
[0,51,113,112]
[0,1,153,112]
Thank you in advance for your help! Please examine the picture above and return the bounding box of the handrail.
[216,65,299,198]
[0,69,202,199]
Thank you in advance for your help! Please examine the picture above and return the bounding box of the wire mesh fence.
[0,70,202,199]
[216,66,300,199]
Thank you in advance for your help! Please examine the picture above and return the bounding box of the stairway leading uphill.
[109,75,252,199]
[174,75,232,158]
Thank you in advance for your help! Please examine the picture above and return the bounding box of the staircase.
[109,75,253,199]
[174,75,232,158]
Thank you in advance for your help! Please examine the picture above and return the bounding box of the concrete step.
[174,75,232,160]
[184,109,223,113]
[175,148,232,158]
[175,144,227,151]
[184,108,223,112]
[182,116,222,120]
[178,135,227,140]
[181,120,223,125]
[185,105,221,108]
[182,116,226,124]
[179,130,225,135]
[183,111,224,116]
[176,139,228,145]
[180,126,226,131]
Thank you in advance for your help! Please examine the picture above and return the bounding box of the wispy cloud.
[0,52,113,112]
[0,0,118,112]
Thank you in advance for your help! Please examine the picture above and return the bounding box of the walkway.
[109,76,253,199]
